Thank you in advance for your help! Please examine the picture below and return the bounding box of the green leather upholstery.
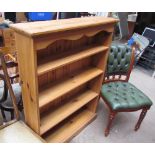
[107,45,132,75]
[101,81,153,110]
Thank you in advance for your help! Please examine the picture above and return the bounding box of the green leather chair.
[101,44,153,136]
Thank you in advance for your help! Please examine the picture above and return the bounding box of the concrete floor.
[71,67,155,143]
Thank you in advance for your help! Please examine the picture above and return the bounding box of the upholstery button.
[114,98,119,101]
[132,97,135,100]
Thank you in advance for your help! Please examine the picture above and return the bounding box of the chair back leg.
[135,108,148,131]
[0,109,7,122]
[105,112,117,136]
[10,111,14,120]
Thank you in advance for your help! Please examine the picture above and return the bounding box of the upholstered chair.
[101,44,153,136]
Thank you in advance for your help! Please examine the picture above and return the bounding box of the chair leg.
[10,110,14,120]
[17,95,23,112]
[135,108,148,131]
[105,112,117,137]
[0,109,7,122]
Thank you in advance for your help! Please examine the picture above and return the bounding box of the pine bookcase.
[10,17,118,142]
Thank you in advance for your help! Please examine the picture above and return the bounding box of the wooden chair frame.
[0,52,19,129]
[101,48,151,136]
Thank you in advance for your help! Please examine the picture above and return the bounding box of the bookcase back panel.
[37,30,109,61]
[37,37,92,60]
[38,57,91,90]
[40,84,87,113]
[42,103,97,143]
[39,71,103,112]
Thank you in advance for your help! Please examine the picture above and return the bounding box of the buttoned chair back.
[104,44,134,83]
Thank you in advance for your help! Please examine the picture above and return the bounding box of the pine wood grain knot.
[72,99,78,102]
[70,120,74,124]
[30,96,33,102]
[27,83,29,89]
[27,83,33,102]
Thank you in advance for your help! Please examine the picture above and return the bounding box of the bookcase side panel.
[15,33,40,133]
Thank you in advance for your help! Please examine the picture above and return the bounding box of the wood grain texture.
[39,84,87,114]
[12,17,118,142]
[39,67,103,109]
[43,110,96,143]
[40,90,98,135]
[38,45,108,75]
[34,26,113,50]
[15,33,40,133]
[86,32,114,113]
[10,17,118,37]
[1,28,16,54]
[38,58,91,91]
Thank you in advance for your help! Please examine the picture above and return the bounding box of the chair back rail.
[104,45,135,83]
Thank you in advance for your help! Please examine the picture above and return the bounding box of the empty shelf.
[39,67,103,109]
[37,45,108,75]
[43,109,96,143]
[40,90,98,135]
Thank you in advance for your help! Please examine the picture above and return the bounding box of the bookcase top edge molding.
[10,17,118,37]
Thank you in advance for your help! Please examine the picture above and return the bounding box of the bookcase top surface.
[10,17,118,37]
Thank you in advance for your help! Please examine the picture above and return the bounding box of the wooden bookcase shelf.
[39,67,103,109]
[43,109,96,143]
[11,17,118,143]
[37,45,108,75]
[40,90,98,135]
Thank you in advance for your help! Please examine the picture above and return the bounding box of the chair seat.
[101,81,152,111]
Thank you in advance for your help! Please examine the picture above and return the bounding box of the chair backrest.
[0,52,19,129]
[104,44,134,83]
[0,74,8,103]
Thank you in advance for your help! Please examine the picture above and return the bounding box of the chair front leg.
[135,108,148,131]
[105,111,117,137]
